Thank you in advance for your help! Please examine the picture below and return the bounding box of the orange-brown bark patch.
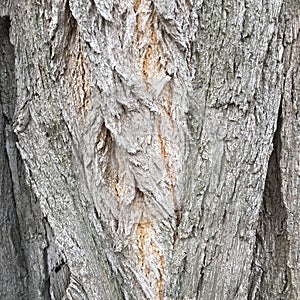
[137,221,153,268]
[135,1,166,82]
[151,241,165,300]
[134,0,142,12]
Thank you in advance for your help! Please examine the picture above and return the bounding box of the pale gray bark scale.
[0,0,299,299]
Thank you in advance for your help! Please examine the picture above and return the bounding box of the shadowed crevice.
[248,102,291,299]
[0,16,50,299]
[0,15,27,298]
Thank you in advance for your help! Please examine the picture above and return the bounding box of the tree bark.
[0,0,299,299]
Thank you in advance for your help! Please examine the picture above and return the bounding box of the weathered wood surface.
[0,0,299,299]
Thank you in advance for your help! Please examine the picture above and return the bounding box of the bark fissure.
[249,101,291,299]
[249,3,300,298]
[1,1,300,299]
[1,15,51,300]
[43,216,71,299]
[0,16,27,299]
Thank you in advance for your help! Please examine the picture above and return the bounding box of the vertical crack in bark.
[43,217,71,299]
[0,16,27,299]
[1,16,50,299]
[249,102,291,299]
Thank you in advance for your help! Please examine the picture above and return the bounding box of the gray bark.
[0,0,299,299]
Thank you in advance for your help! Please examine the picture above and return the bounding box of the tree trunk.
[0,0,299,299]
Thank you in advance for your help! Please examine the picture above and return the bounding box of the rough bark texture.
[0,0,299,299]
